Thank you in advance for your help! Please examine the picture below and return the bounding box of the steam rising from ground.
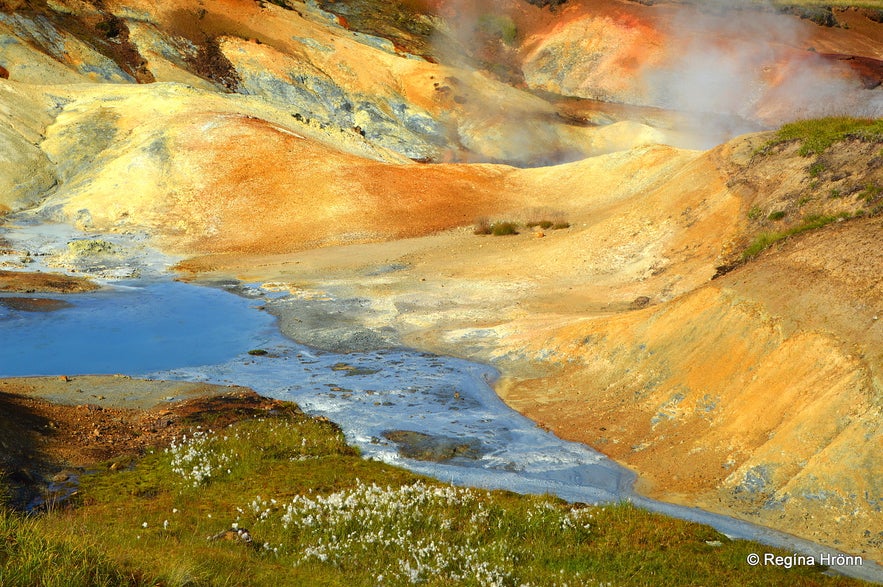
[433,0,881,156]
[429,0,670,164]
[430,0,573,166]
[644,1,883,145]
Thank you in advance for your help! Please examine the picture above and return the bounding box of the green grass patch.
[741,213,846,260]
[767,210,787,221]
[3,412,867,586]
[860,182,882,201]
[742,231,784,259]
[761,117,883,156]
[0,509,147,586]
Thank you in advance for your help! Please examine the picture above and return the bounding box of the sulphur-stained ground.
[1,0,882,568]
[178,137,883,562]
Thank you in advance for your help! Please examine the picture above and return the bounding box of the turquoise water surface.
[0,280,277,377]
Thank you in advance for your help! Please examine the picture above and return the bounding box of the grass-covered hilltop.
[1,0,882,584]
[0,381,870,586]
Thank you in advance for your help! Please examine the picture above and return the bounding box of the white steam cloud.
[643,1,883,146]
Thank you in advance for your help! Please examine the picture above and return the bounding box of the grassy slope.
[741,117,883,260]
[0,407,868,586]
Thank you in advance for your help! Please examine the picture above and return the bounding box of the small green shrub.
[552,222,571,229]
[747,206,763,221]
[829,188,841,199]
[491,222,519,236]
[767,211,786,221]
[808,161,825,177]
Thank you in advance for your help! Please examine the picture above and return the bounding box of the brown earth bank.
[0,269,98,293]
[0,376,304,510]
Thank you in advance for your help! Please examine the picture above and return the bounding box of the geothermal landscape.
[0,0,882,584]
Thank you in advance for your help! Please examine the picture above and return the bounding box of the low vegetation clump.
[742,213,850,260]
[524,207,572,232]
[473,217,492,235]
[526,219,555,229]
[0,410,867,586]
[475,211,571,237]
[525,219,570,230]
[472,218,520,236]
[760,117,883,156]
[490,221,519,236]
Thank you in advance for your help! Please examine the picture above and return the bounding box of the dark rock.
[382,430,483,462]
[629,296,651,310]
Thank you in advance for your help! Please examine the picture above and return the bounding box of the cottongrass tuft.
[242,481,594,585]
[166,430,232,486]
